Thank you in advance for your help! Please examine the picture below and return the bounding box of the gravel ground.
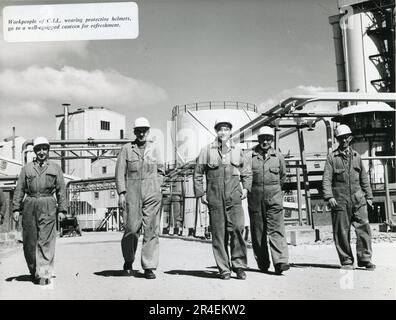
[0,230,395,300]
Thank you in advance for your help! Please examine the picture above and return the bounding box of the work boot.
[219,272,231,280]
[258,262,270,273]
[340,264,355,270]
[38,278,50,286]
[123,261,134,276]
[275,263,290,275]
[30,275,39,284]
[357,261,376,271]
[235,269,247,280]
[144,269,156,279]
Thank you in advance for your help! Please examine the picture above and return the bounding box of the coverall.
[194,140,252,275]
[115,141,165,270]
[322,147,373,265]
[13,160,66,280]
[247,146,288,270]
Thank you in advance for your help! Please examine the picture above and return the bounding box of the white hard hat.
[133,117,151,129]
[214,119,232,131]
[33,137,50,149]
[335,124,352,137]
[258,126,274,137]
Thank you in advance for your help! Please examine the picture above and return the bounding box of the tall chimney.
[12,126,16,160]
[61,103,70,173]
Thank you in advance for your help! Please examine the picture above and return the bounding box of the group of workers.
[6,117,375,286]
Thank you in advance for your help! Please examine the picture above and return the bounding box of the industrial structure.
[0,0,395,238]
[161,101,259,236]
[329,0,396,227]
[54,105,126,229]
[161,0,396,234]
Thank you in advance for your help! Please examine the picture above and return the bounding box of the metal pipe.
[21,138,134,164]
[383,160,393,226]
[49,156,118,161]
[62,103,70,173]
[297,128,314,228]
[12,127,16,160]
[22,147,123,163]
[295,163,303,226]
[285,156,396,162]
[22,138,134,150]
[309,117,333,154]
[329,14,348,93]
[231,92,396,144]
[279,128,298,139]
[324,119,333,154]
[66,176,115,189]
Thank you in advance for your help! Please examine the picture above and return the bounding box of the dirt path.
[0,232,395,300]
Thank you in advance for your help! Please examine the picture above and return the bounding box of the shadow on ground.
[95,270,155,278]
[290,263,340,269]
[94,270,137,277]
[207,265,281,276]
[5,274,32,282]
[246,267,280,276]
[164,269,220,279]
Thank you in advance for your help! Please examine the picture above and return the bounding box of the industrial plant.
[0,0,395,241]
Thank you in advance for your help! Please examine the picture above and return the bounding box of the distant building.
[55,106,125,226]
[90,157,118,215]
[55,106,126,178]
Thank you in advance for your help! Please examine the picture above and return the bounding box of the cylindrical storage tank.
[172,101,259,228]
[343,11,388,94]
[172,101,259,165]
[339,8,395,187]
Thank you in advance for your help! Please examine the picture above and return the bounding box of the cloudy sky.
[0,0,340,160]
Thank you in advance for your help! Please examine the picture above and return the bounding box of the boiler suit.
[247,147,288,271]
[12,160,66,280]
[115,141,165,270]
[322,147,373,266]
[194,140,252,275]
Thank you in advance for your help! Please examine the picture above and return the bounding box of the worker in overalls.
[247,126,289,275]
[13,137,67,285]
[115,117,165,279]
[194,119,252,280]
[323,124,375,270]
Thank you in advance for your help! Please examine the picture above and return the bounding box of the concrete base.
[379,223,396,233]
[379,223,389,232]
[286,227,320,246]
[194,227,205,238]
[0,231,21,248]
[181,227,189,237]
[0,232,16,242]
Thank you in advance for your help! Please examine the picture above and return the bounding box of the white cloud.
[0,66,168,138]
[0,66,167,111]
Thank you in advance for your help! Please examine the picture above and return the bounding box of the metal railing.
[172,101,257,119]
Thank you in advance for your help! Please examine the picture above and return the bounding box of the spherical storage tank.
[170,101,259,229]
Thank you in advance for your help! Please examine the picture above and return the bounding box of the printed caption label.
[3,2,139,42]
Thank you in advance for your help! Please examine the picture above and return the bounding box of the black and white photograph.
[0,0,395,305]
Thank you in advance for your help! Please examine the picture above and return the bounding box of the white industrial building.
[55,106,126,178]
[55,106,125,227]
